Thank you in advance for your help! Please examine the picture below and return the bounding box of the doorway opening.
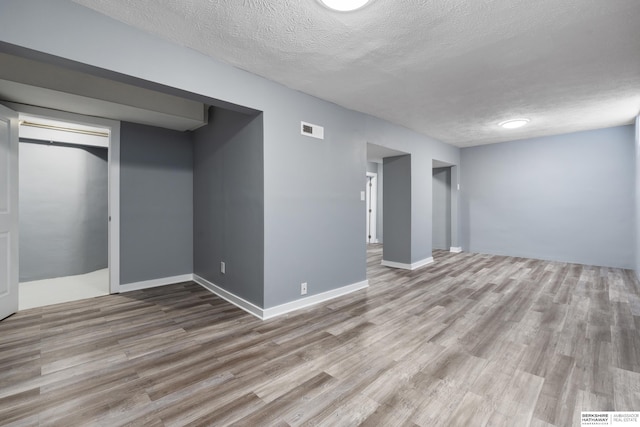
[432,160,452,251]
[366,172,377,244]
[12,105,120,309]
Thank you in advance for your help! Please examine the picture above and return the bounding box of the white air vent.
[301,121,324,140]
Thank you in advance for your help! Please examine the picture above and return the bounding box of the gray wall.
[383,155,412,264]
[120,122,193,284]
[461,125,635,269]
[263,93,367,307]
[366,161,383,243]
[363,116,460,264]
[193,108,264,307]
[0,1,462,308]
[432,167,451,250]
[19,140,108,281]
[450,165,460,249]
[635,115,640,280]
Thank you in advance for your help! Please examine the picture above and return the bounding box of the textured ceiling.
[71,0,640,147]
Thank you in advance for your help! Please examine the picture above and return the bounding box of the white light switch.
[360,191,365,201]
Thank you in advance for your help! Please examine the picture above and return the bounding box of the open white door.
[0,104,19,320]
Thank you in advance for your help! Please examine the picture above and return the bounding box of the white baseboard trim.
[193,275,369,320]
[120,274,194,292]
[262,280,369,320]
[192,275,264,320]
[450,247,463,253]
[122,273,369,321]
[381,257,434,270]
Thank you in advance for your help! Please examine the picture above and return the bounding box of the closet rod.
[20,121,109,138]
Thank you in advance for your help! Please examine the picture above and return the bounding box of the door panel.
[0,115,8,212]
[0,104,18,320]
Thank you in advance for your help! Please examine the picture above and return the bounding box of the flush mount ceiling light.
[499,118,530,129]
[319,0,370,12]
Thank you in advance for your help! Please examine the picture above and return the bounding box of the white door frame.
[0,104,19,320]
[7,103,121,295]
[366,172,377,243]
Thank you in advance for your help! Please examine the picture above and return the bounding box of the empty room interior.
[0,1,639,426]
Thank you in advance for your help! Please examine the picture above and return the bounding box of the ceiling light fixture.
[499,118,530,129]
[319,0,370,12]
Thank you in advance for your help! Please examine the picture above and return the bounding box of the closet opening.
[16,110,115,309]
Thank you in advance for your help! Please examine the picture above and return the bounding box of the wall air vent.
[301,121,324,140]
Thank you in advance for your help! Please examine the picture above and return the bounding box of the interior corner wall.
[120,122,193,285]
[383,155,412,264]
[432,167,452,250]
[193,108,264,307]
[461,125,635,269]
[19,140,108,281]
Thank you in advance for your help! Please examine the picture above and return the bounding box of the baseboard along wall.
[123,274,370,320]
[381,257,434,270]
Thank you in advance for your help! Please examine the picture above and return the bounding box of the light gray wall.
[363,116,460,264]
[120,122,193,284]
[263,94,367,307]
[461,125,635,269]
[383,155,412,264]
[432,167,451,250]
[19,140,108,281]
[0,0,462,308]
[193,108,264,307]
[366,161,383,243]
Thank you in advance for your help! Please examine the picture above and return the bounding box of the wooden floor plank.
[1,245,640,426]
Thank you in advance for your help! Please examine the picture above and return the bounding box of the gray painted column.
[450,165,460,250]
[382,155,411,266]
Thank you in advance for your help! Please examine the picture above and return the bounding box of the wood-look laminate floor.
[2,246,640,426]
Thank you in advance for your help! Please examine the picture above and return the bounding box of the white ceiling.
[72,0,640,147]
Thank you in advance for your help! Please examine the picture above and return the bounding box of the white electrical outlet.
[221,261,226,274]
[301,282,308,295]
